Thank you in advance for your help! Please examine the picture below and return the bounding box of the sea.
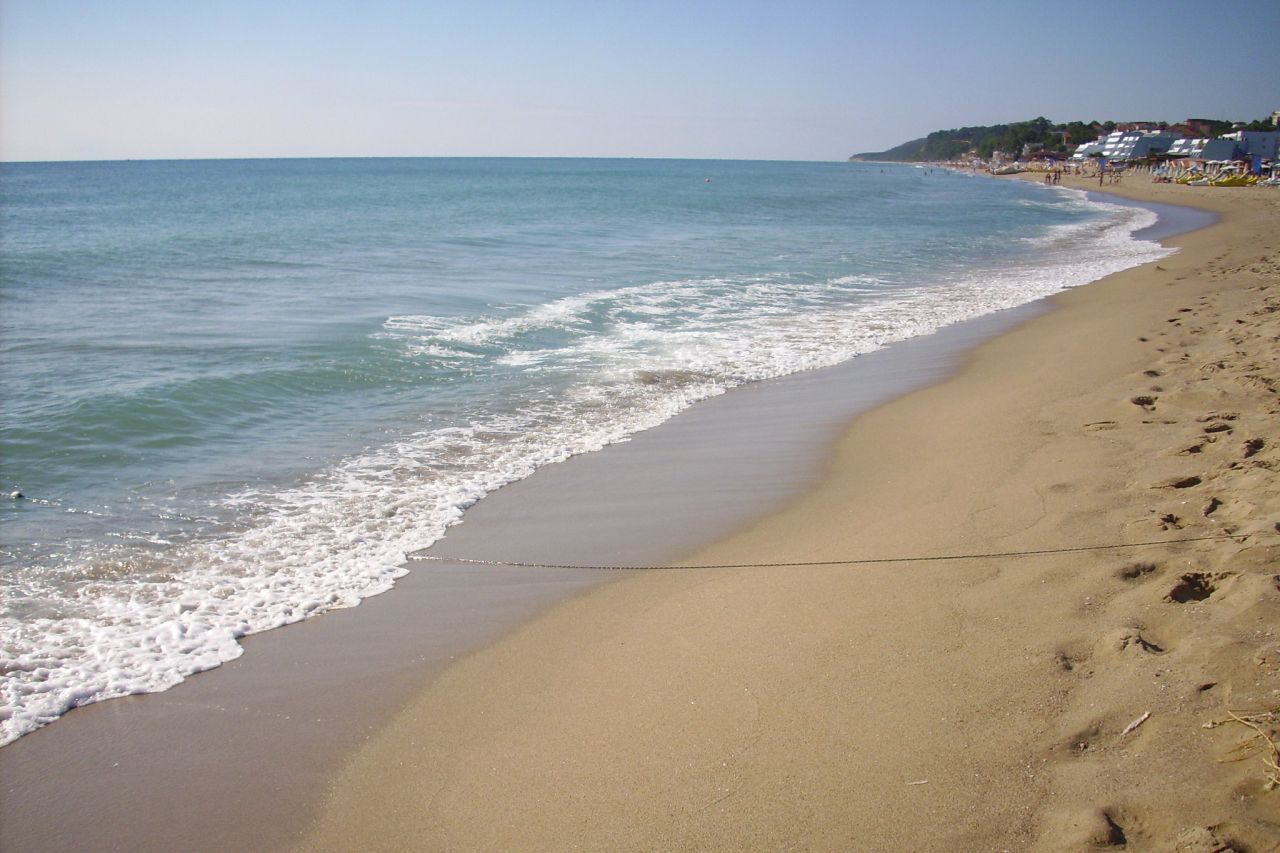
[0,157,1172,745]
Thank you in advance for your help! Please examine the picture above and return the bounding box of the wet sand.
[298,178,1280,851]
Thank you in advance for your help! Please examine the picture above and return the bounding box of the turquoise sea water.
[0,158,1169,743]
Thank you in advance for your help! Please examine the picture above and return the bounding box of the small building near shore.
[1227,130,1280,159]
[1181,118,1221,136]
[1071,130,1180,161]
[1199,139,1241,162]
[1197,131,1280,164]
[1166,138,1209,158]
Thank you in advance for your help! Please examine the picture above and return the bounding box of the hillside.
[852,115,1274,162]
[851,117,1080,162]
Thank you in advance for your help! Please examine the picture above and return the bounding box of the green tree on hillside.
[851,115,1276,163]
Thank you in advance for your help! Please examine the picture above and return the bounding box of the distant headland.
[851,114,1280,163]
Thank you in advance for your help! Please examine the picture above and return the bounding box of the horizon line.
[0,153,852,167]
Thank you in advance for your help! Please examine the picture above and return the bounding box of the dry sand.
[298,178,1280,852]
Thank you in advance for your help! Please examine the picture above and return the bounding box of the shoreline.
[297,178,1279,850]
[2,178,1271,852]
[0,231,1072,853]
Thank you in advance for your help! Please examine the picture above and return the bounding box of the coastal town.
[1008,115,1280,185]
[860,112,1280,186]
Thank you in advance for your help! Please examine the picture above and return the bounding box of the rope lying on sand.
[414,532,1266,572]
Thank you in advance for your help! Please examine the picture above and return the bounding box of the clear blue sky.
[2,0,1277,162]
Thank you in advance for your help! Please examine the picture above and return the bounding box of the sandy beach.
[296,178,1280,851]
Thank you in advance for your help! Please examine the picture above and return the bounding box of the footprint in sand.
[1040,807,1128,848]
[1054,647,1091,674]
[1097,627,1165,655]
[1165,572,1227,604]
[1166,475,1202,489]
[1171,825,1246,853]
[1116,561,1158,581]
[1063,722,1102,756]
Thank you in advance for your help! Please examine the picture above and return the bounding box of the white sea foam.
[0,189,1173,746]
